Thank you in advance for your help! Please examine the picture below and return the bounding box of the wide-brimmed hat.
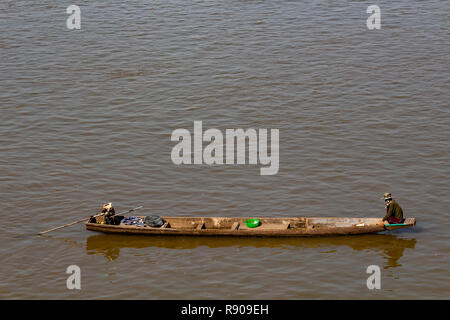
[102,202,112,210]
[380,193,392,200]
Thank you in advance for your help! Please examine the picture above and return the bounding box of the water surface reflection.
[86,234,416,269]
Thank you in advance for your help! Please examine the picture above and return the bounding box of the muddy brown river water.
[0,0,448,299]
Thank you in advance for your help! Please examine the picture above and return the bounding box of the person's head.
[102,202,113,213]
[381,193,393,205]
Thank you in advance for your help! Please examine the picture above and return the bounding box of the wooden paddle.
[38,206,143,235]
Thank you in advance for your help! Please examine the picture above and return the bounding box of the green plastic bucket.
[245,219,260,228]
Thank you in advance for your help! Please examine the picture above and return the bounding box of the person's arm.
[393,202,403,220]
[382,205,394,221]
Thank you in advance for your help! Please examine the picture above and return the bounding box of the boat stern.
[384,217,416,231]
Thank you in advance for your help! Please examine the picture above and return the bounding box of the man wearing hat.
[102,202,116,225]
[381,193,404,224]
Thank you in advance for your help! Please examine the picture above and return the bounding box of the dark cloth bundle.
[105,215,124,225]
[144,215,165,227]
[121,216,145,227]
[113,215,124,225]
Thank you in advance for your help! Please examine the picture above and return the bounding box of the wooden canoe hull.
[85,216,416,237]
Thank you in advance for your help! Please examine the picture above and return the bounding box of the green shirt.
[382,200,404,221]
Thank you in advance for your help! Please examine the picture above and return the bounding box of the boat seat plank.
[161,222,170,228]
[196,223,205,230]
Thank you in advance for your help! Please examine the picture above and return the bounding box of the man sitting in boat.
[381,193,404,224]
[102,202,116,225]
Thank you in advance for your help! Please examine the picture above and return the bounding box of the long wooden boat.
[86,215,416,237]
